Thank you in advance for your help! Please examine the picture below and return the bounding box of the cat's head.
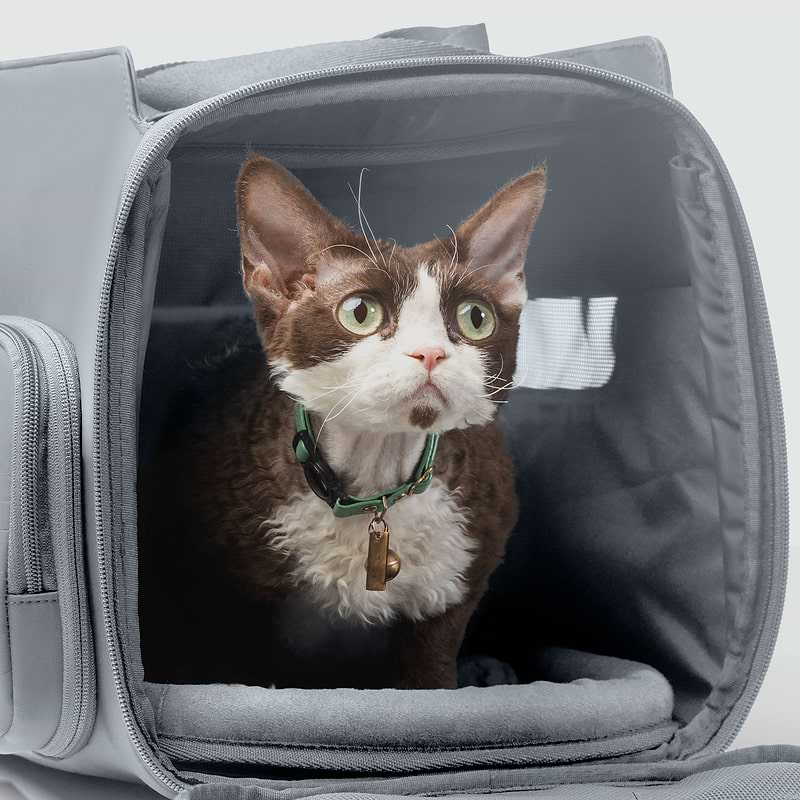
[236,156,546,434]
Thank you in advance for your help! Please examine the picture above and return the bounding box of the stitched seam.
[0,48,119,73]
[8,595,59,605]
[155,719,674,753]
[417,779,673,798]
[109,51,142,129]
[688,163,757,731]
[156,684,170,723]
[642,38,667,93]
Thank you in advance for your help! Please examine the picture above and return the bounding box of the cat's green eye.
[336,294,385,336]
[456,299,496,341]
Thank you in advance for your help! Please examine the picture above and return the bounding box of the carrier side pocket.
[0,317,95,757]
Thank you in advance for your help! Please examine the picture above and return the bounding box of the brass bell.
[385,549,401,581]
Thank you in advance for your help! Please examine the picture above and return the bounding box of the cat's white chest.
[265,479,475,624]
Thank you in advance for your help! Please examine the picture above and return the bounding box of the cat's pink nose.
[407,347,447,373]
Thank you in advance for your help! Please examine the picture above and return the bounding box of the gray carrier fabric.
[178,748,800,799]
[137,24,490,115]
[136,26,670,117]
[0,19,793,800]
[145,649,676,772]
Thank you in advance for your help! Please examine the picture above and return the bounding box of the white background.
[1,1,798,792]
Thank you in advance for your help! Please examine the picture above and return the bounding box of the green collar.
[292,402,439,518]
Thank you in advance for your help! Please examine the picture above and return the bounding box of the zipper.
[0,317,94,758]
[0,321,44,594]
[94,53,789,791]
[698,153,790,753]
[25,318,94,759]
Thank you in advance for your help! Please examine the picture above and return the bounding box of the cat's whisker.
[302,377,361,404]
[446,225,459,272]
[314,242,378,266]
[455,259,504,290]
[483,363,530,398]
[433,233,449,260]
[485,354,505,384]
[318,385,364,432]
[356,168,388,270]
[314,369,363,444]
[348,170,390,274]
[301,386,345,403]
[347,178,379,268]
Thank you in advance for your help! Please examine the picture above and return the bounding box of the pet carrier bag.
[0,22,796,799]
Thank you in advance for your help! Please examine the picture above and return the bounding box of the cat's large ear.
[236,156,350,314]
[455,166,547,305]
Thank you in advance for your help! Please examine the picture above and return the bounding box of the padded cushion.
[145,648,676,771]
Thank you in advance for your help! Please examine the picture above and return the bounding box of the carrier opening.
[125,68,744,779]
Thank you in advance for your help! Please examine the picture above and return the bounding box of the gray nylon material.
[137,163,173,423]
[179,765,800,800]
[375,24,491,52]
[172,70,662,149]
[162,723,678,774]
[0,48,165,786]
[136,25,490,116]
[541,35,672,95]
[0,324,43,597]
[1,319,94,756]
[0,319,94,757]
[663,140,775,758]
[144,650,674,758]
[136,27,672,117]
[108,159,169,750]
[671,157,746,630]
[0,349,13,734]
[176,746,800,799]
[0,593,63,752]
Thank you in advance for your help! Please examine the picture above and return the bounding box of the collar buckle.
[293,402,439,518]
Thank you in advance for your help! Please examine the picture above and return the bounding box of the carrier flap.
[136,24,492,115]
[541,36,672,95]
[135,27,671,117]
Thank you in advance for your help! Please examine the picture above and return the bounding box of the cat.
[139,156,547,690]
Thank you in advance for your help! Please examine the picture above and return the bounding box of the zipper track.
[0,322,43,593]
[25,318,93,758]
[94,54,789,792]
[703,151,790,752]
[48,324,91,757]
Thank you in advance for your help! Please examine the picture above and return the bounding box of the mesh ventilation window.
[514,297,618,390]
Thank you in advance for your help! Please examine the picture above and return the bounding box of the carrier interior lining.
[132,69,744,772]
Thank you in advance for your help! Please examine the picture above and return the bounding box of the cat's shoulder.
[438,422,514,473]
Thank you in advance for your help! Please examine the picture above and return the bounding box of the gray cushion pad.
[145,648,674,753]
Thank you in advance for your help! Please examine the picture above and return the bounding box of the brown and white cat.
[140,156,547,690]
